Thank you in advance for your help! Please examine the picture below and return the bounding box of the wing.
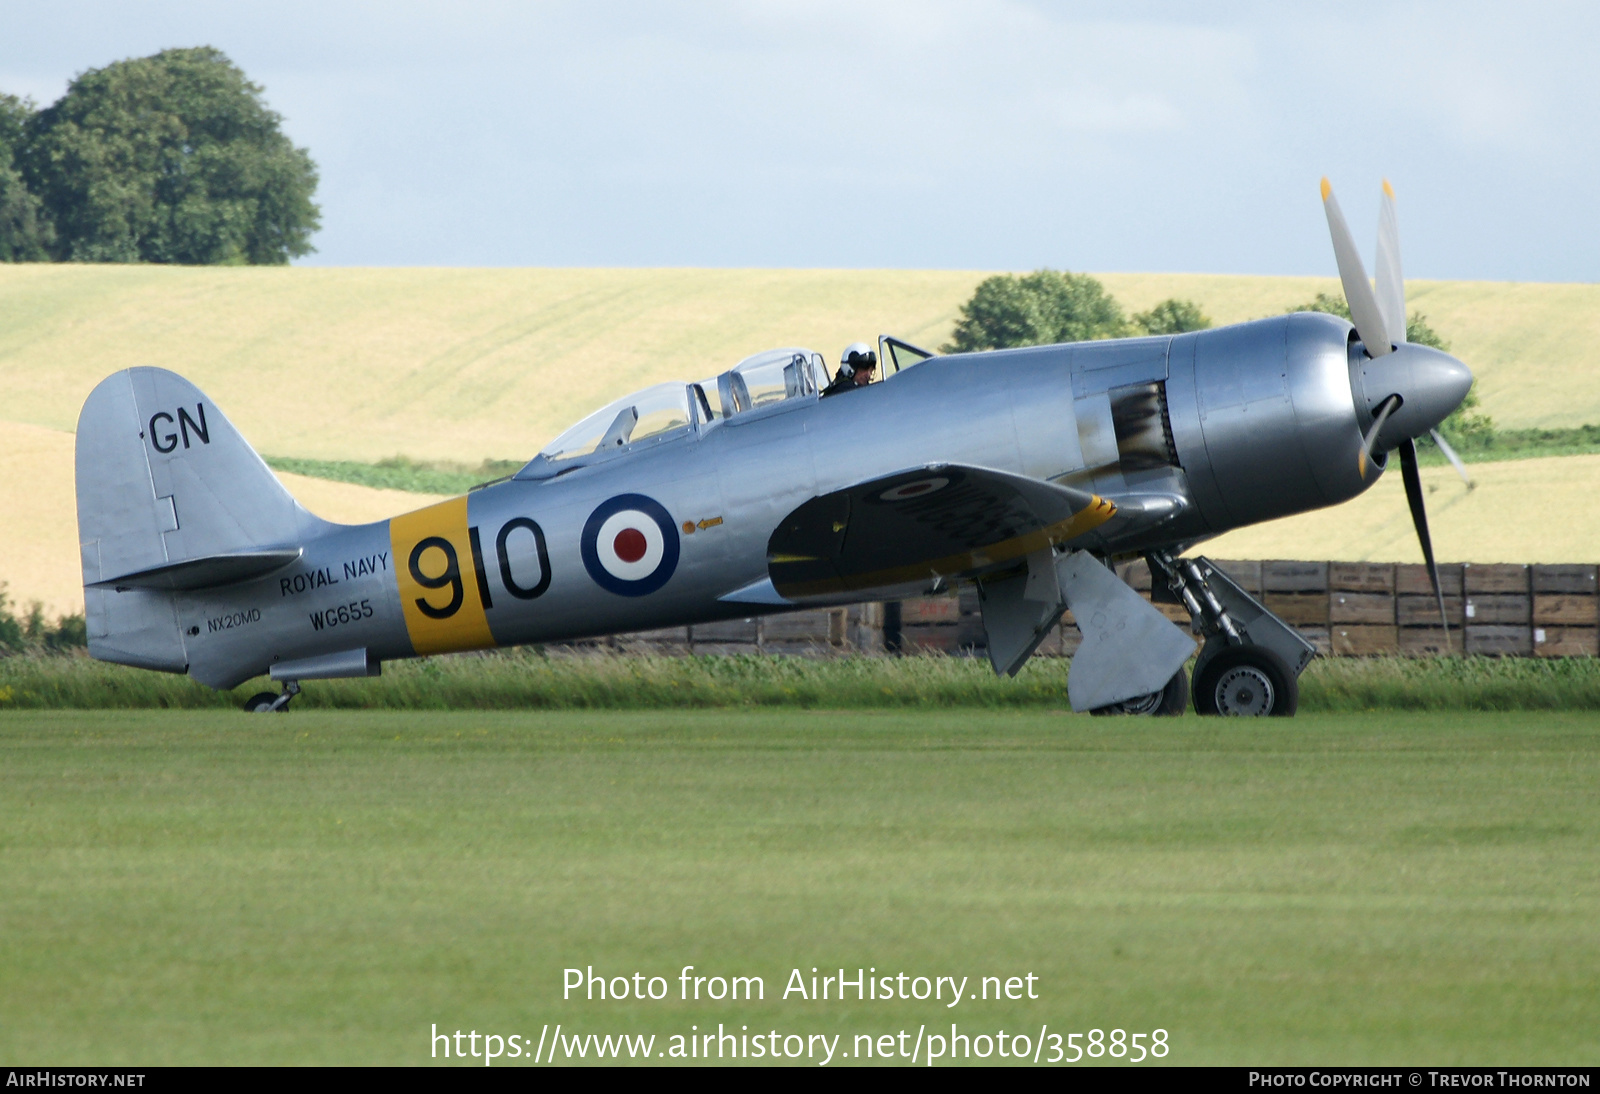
[766,464,1122,601]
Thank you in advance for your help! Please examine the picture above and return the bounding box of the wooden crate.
[1397,563,1463,597]
[1532,564,1599,595]
[1210,559,1263,596]
[615,626,691,654]
[1397,594,1465,628]
[1463,563,1529,595]
[1118,559,1152,591]
[1398,627,1454,657]
[1264,593,1329,626]
[1330,592,1394,625]
[1534,626,1599,658]
[1329,562,1396,594]
[762,609,835,642]
[691,619,759,643]
[1295,626,1331,655]
[1264,560,1328,593]
[1533,595,1599,627]
[1464,595,1530,625]
[761,640,838,659]
[901,624,963,654]
[1332,625,1400,656]
[1152,601,1190,624]
[900,596,961,625]
[692,643,762,657]
[1465,624,1533,657]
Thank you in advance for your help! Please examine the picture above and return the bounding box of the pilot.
[822,343,877,396]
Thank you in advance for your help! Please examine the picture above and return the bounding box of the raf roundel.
[878,475,950,502]
[581,494,681,596]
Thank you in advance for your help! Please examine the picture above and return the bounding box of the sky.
[2,1,1597,281]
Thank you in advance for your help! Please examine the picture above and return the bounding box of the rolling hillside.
[2,266,1599,464]
[2,265,1597,616]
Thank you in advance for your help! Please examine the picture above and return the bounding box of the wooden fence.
[598,561,1599,659]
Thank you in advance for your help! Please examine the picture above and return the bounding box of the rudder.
[76,367,331,671]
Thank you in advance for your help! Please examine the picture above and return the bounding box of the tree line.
[0,47,319,265]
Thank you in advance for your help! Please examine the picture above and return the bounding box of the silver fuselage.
[122,312,1424,688]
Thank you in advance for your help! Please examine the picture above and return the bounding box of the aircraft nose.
[1357,343,1474,451]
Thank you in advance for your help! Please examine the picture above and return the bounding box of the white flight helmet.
[839,342,877,378]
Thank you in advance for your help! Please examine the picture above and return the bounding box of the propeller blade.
[1430,428,1474,488]
[1399,437,1452,653]
[1375,178,1406,345]
[1321,177,1392,358]
[1358,393,1401,477]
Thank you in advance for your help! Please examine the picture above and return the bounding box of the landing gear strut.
[242,680,300,713]
[1146,551,1315,718]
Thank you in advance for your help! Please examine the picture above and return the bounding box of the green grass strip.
[1415,424,1600,466]
[3,650,1599,711]
[264,455,523,496]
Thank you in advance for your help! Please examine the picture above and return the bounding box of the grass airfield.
[1,707,1596,1066]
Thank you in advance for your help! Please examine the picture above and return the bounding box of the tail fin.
[76,367,328,671]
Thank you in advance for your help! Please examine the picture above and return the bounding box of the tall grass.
[3,648,1599,712]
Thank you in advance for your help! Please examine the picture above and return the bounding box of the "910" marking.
[389,498,551,656]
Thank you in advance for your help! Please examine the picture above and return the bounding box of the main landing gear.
[1091,666,1189,717]
[1192,645,1297,717]
[1146,552,1315,718]
[242,680,300,713]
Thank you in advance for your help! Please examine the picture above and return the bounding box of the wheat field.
[2,265,1598,464]
[2,266,1596,616]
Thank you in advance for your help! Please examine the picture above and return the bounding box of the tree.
[1289,292,1492,444]
[943,270,1127,353]
[1131,297,1211,335]
[0,94,53,261]
[20,47,319,264]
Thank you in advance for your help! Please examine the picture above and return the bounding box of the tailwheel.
[1194,645,1297,717]
[1090,667,1188,717]
[242,680,300,713]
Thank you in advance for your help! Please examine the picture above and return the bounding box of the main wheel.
[1089,667,1188,717]
[1193,645,1297,717]
[243,691,280,713]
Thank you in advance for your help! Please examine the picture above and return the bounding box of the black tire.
[243,691,280,713]
[1193,645,1297,717]
[1153,666,1188,716]
[1089,667,1188,717]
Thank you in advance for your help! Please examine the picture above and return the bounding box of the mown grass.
[1,707,1597,1064]
[3,648,1599,712]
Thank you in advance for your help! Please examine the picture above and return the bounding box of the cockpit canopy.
[703,348,826,418]
[516,348,830,479]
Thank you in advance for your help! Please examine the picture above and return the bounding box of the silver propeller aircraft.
[75,180,1472,716]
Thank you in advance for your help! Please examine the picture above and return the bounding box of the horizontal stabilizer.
[90,548,303,591]
[767,464,1118,601]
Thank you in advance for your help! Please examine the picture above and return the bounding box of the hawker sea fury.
[75,181,1472,716]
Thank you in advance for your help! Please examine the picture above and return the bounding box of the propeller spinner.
[1321,178,1474,650]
